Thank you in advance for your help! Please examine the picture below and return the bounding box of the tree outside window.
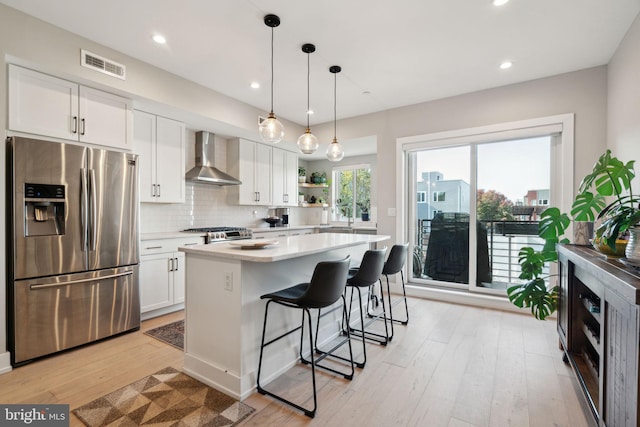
[333,165,371,222]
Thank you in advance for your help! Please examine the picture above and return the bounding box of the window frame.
[332,162,372,223]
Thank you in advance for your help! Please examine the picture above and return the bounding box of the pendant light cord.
[306,53,310,129]
[270,26,274,114]
[333,72,337,139]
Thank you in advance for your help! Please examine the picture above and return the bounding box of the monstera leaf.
[538,208,570,241]
[507,279,558,320]
[571,191,606,221]
[579,149,635,197]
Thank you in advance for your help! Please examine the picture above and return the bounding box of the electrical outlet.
[224,272,233,291]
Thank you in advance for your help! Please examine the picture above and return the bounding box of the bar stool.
[369,243,409,340]
[256,256,353,418]
[342,248,387,368]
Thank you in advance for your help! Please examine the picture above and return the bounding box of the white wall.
[608,13,640,165]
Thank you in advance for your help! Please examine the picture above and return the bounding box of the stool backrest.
[382,243,409,275]
[348,248,386,287]
[303,256,351,308]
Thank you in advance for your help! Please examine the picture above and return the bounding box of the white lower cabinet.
[140,236,202,318]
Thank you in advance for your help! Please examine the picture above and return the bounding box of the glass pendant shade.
[326,137,344,162]
[297,128,319,154]
[260,14,284,144]
[259,112,284,144]
[297,43,318,154]
[326,65,343,162]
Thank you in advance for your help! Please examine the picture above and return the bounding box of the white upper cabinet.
[78,86,131,149]
[228,138,273,205]
[273,147,299,206]
[134,110,185,203]
[8,64,132,150]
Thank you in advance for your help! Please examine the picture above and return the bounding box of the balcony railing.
[414,218,548,288]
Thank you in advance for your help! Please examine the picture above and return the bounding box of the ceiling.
[2,0,639,133]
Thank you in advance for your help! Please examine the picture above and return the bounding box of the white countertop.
[141,231,202,240]
[179,233,389,262]
[251,225,318,233]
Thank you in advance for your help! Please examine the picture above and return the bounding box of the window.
[433,191,445,202]
[333,164,371,222]
[417,191,427,203]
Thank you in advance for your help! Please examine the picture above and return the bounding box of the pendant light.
[326,65,344,162]
[296,43,319,154]
[259,14,285,144]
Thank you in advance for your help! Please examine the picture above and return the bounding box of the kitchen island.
[179,233,389,400]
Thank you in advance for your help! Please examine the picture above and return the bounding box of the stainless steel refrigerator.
[7,136,140,365]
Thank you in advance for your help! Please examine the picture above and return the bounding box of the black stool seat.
[256,256,353,418]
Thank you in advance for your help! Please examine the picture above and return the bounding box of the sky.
[416,136,551,203]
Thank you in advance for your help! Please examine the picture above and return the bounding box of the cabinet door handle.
[72,116,78,134]
[157,184,161,198]
[145,246,163,250]
[168,258,174,272]
[174,257,179,271]
[152,184,156,197]
[80,118,86,135]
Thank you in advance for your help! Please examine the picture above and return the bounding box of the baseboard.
[385,276,555,318]
[0,351,12,375]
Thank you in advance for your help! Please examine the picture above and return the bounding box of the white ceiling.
[2,0,639,130]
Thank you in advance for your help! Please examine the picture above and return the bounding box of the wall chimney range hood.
[186,131,241,185]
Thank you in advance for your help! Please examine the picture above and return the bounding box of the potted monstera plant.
[508,150,640,320]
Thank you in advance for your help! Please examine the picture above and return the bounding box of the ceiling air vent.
[81,49,126,80]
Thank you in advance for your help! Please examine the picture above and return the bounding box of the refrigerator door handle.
[29,270,134,290]
[80,167,89,252]
[89,169,98,251]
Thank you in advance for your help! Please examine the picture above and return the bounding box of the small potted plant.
[298,166,306,183]
[357,199,370,221]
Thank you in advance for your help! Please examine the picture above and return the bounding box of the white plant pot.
[625,226,640,263]
[298,176,306,183]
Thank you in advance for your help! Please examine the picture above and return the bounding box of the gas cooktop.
[183,226,247,233]
[182,226,252,244]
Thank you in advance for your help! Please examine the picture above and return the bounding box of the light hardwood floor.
[0,297,591,427]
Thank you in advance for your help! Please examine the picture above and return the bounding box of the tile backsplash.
[140,182,314,232]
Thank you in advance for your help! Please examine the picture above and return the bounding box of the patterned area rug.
[73,367,255,426]
[144,320,184,350]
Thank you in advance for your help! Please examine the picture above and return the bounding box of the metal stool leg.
[256,301,318,418]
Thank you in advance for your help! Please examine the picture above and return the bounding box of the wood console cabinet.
[558,244,640,426]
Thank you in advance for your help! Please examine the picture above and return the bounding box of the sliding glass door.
[408,136,553,295]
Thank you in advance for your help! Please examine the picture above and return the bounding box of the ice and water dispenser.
[24,183,66,236]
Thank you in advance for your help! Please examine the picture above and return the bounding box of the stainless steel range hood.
[186,131,241,185]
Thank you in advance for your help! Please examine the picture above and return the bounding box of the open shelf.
[299,183,328,188]
[299,203,329,208]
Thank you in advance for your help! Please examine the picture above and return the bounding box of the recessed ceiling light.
[250,82,260,89]
[307,109,314,115]
[499,61,513,70]
[492,0,510,6]
[152,34,166,44]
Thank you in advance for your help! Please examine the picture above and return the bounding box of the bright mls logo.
[0,405,68,426]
